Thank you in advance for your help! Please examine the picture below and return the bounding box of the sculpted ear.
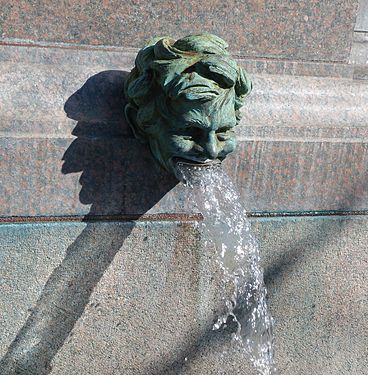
[125,104,147,143]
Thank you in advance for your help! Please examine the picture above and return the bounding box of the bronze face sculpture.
[125,33,252,173]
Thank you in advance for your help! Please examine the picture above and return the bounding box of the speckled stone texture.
[255,216,368,374]
[1,19,367,374]
[0,217,367,374]
[1,45,368,216]
[350,32,368,80]
[0,0,358,62]
[356,0,368,31]
[0,221,256,375]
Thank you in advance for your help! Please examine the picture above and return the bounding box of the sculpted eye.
[217,134,229,141]
[182,127,203,140]
[216,127,234,142]
[178,127,203,141]
[189,127,203,140]
[216,126,231,134]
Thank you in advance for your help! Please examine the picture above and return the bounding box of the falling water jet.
[124,33,276,374]
[174,161,276,375]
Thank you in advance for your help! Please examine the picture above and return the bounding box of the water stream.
[175,162,276,375]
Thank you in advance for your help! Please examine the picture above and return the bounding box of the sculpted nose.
[205,131,220,159]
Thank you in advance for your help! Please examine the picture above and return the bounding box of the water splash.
[175,162,276,375]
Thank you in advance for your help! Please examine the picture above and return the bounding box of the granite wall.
[1,1,367,374]
[0,1,359,62]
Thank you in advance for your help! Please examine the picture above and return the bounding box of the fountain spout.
[125,35,276,374]
[124,33,252,174]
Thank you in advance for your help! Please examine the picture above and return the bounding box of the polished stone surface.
[0,216,367,374]
[350,32,368,80]
[1,45,368,216]
[3,136,368,216]
[0,1,358,62]
[355,0,368,32]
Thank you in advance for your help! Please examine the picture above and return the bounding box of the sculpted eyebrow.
[186,120,211,129]
[196,58,237,88]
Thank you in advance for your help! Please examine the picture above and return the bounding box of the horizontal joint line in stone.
[0,214,204,224]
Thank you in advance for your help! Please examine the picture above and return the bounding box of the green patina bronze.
[125,33,252,173]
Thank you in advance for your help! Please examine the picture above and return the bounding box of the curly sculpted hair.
[124,33,252,143]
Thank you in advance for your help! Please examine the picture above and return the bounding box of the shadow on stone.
[263,216,350,287]
[146,317,244,375]
[145,216,355,375]
[0,70,178,375]
[0,71,360,375]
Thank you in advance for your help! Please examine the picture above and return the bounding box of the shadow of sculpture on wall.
[0,72,360,375]
[0,70,178,375]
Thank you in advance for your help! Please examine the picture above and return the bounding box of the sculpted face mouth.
[172,155,221,166]
[181,83,218,93]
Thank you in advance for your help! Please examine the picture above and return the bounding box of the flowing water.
[175,162,276,375]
